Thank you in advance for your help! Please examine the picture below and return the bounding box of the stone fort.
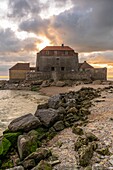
[9,44,107,81]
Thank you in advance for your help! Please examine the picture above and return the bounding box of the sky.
[0,0,113,78]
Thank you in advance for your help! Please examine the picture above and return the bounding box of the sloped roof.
[41,46,74,51]
[9,63,30,70]
[80,61,94,69]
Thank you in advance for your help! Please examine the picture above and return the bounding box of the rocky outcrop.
[8,113,41,132]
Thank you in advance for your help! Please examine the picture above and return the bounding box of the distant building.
[9,63,30,81]
[9,45,107,81]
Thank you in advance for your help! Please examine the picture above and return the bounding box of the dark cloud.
[7,0,48,19]
[0,28,40,53]
[19,17,49,35]
[51,0,113,52]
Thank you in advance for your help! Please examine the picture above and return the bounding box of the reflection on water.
[0,90,49,135]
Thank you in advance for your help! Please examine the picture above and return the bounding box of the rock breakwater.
[0,87,113,169]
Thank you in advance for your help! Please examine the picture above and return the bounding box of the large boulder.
[8,113,41,132]
[48,94,61,109]
[56,81,66,87]
[18,131,39,160]
[35,108,60,127]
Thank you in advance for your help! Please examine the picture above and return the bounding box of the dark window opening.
[56,57,59,60]
[61,67,65,71]
[51,67,55,71]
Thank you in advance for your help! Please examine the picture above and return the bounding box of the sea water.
[0,90,49,135]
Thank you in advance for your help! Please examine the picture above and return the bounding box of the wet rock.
[35,108,59,127]
[23,159,35,169]
[32,160,52,170]
[8,113,41,132]
[53,121,65,131]
[48,94,61,109]
[78,144,94,167]
[0,137,11,157]
[18,131,38,160]
[72,126,84,135]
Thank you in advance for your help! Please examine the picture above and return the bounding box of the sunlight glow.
[37,36,52,51]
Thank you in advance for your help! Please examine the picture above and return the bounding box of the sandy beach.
[39,84,110,96]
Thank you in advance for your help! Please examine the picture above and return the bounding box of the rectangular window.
[51,67,55,71]
[61,67,65,71]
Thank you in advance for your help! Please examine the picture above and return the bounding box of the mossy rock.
[85,132,98,142]
[79,144,94,167]
[72,126,84,135]
[37,160,52,170]
[0,137,11,157]
[96,147,110,156]
[4,132,22,145]
[36,127,48,140]
[1,159,13,169]
[75,136,88,151]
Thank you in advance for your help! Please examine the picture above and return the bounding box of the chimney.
[62,44,64,47]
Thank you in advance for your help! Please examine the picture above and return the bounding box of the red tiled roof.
[9,63,30,70]
[80,61,94,69]
[41,46,74,51]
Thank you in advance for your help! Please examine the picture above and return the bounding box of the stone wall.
[36,54,79,72]
[26,67,107,81]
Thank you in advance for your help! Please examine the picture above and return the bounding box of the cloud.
[51,0,113,52]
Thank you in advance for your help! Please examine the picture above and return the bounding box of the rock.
[41,80,50,87]
[24,148,51,163]
[67,107,78,114]
[53,121,65,131]
[92,80,102,85]
[96,147,110,156]
[23,159,35,169]
[85,132,98,142]
[78,144,94,167]
[72,126,84,135]
[17,131,38,160]
[109,155,113,165]
[4,132,22,145]
[6,166,24,170]
[92,163,104,170]
[48,94,61,109]
[32,160,52,170]
[35,108,59,127]
[37,103,48,109]
[0,137,11,157]
[74,136,88,151]
[56,81,66,87]
[35,127,48,140]
[8,113,41,132]
[85,166,92,170]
